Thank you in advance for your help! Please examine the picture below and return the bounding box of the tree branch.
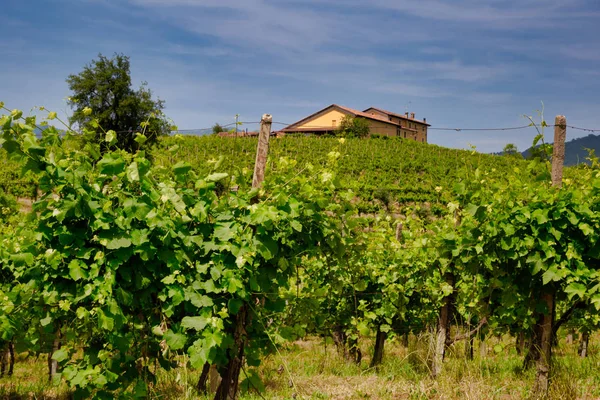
[447,317,487,345]
[552,300,587,337]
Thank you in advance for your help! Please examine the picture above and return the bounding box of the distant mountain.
[172,128,213,136]
[521,133,600,166]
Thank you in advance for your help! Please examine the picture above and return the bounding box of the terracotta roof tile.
[364,107,431,126]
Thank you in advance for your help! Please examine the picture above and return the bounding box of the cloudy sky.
[2,0,600,152]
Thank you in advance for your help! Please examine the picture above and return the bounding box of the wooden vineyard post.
[533,115,566,397]
[432,273,453,378]
[214,114,272,400]
[432,211,460,378]
[370,222,403,368]
[252,114,273,188]
[551,116,566,187]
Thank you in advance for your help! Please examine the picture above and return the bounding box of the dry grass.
[0,354,70,400]
[1,335,599,399]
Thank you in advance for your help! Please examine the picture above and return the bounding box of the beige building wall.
[366,111,428,142]
[295,109,349,129]
[366,109,389,120]
[367,120,399,136]
[292,107,428,142]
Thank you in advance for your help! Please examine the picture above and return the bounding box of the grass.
[2,334,599,399]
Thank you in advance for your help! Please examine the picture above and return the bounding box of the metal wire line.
[271,121,600,133]
[33,121,600,135]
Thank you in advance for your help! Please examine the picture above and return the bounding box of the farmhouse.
[281,104,430,142]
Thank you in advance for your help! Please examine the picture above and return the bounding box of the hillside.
[157,135,532,213]
[521,133,600,165]
[1,135,537,213]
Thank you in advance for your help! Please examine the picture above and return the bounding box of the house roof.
[363,107,431,126]
[282,104,418,132]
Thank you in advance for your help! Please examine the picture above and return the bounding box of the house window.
[332,120,336,127]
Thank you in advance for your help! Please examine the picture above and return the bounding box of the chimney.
[404,112,409,118]
[423,117,427,123]
[410,112,415,119]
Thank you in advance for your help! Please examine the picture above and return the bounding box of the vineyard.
[2,108,600,400]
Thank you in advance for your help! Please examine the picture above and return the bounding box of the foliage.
[0,188,17,218]
[212,123,225,134]
[153,135,532,214]
[0,105,352,398]
[0,149,38,198]
[3,101,600,398]
[527,134,553,162]
[335,116,370,138]
[502,143,521,158]
[66,53,170,152]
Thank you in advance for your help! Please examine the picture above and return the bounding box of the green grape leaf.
[164,330,187,350]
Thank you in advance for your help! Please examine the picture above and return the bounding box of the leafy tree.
[66,53,170,152]
[212,123,225,134]
[502,143,522,158]
[336,115,370,138]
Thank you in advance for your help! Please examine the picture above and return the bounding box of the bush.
[336,116,370,138]
[0,189,18,218]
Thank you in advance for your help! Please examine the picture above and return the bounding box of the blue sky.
[2,0,600,152]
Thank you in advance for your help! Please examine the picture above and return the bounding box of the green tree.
[502,143,522,158]
[66,53,170,152]
[212,123,225,134]
[336,115,370,138]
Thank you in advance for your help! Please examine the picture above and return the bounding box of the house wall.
[292,107,428,142]
[365,108,428,143]
[366,109,389,120]
[367,120,399,137]
[294,109,349,130]
[295,109,398,137]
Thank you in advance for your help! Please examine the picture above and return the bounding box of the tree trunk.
[210,365,221,393]
[48,333,61,382]
[516,331,525,355]
[566,329,574,345]
[215,305,248,400]
[332,327,347,359]
[432,274,453,378]
[7,342,14,376]
[348,336,362,365]
[198,363,221,395]
[0,343,6,377]
[466,332,474,360]
[523,323,542,370]
[370,328,386,368]
[579,332,589,358]
[402,332,409,348]
[480,338,487,357]
[197,363,211,394]
[532,291,554,398]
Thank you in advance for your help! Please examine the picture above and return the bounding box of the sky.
[2,0,600,153]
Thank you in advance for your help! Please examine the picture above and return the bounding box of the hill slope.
[521,133,600,165]
[158,136,532,213]
[1,135,536,213]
